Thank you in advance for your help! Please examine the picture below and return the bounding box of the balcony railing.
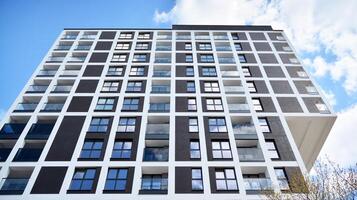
[60,70,80,77]
[27,85,48,93]
[62,35,77,40]
[214,36,229,40]
[26,123,55,139]
[0,123,26,139]
[0,178,29,194]
[14,103,38,112]
[155,58,171,63]
[37,70,57,77]
[151,85,170,93]
[68,56,86,62]
[41,103,64,112]
[233,124,256,135]
[153,70,171,77]
[221,71,239,77]
[13,148,43,162]
[156,46,171,51]
[140,177,168,193]
[75,45,92,50]
[218,57,236,64]
[149,103,170,112]
[228,104,250,113]
[54,45,72,51]
[80,35,96,40]
[195,36,210,40]
[176,35,191,40]
[224,86,244,93]
[47,56,65,62]
[216,46,232,51]
[244,178,273,190]
[146,124,170,135]
[238,148,265,162]
[52,85,72,93]
[143,148,169,161]
[0,149,12,161]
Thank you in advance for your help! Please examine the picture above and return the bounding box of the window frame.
[107,66,124,76]
[112,140,132,159]
[104,168,128,191]
[204,81,220,93]
[215,169,238,191]
[191,168,203,190]
[212,140,232,159]
[208,118,227,133]
[102,81,120,92]
[95,97,116,111]
[252,98,263,111]
[186,66,194,77]
[190,140,201,159]
[88,117,110,132]
[258,117,271,133]
[246,81,257,93]
[202,67,217,77]
[187,98,197,111]
[117,117,136,133]
[79,139,103,159]
[69,168,96,191]
[266,140,280,160]
[186,81,196,92]
[122,98,140,111]
[189,117,199,133]
[126,81,143,92]
[206,98,223,111]
[129,66,145,76]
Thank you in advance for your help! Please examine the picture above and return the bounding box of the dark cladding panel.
[89,53,109,63]
[31,167,68,194]
[99,31,116,39]
[75,80,98,93]
[94,41,113,50]
[67,96,92,112]
[83,65,104,77]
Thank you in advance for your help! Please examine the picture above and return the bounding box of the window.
[189,117,199,132]
[187,98,197,111]
[130,66,145,76]
[119,33,132,39]
[118,117,136,132]
[231,33,240,40]
[190,140,201,159]
[133,54,147,62]
[208,118,227,133]
[107,66,124,76]
[126,81,142,92]
[275,168,289,190]
[186,66,194,76]
[204,81,220,92]
[198,43,212,50]
[186,81,196,92]
[242,67,251,77]
[88,117,110,132]
[185,54,193,62]
[246,81,256,93]
[234,43,242,51]
[115,43,130,50]
[141,175,167,190]
[104,168,128,191]
[252,98,263,111]
[102,81,120,92]
[135,42,149,50]
[202,67,217,76]
[138,32,151,39]
[266,140,279,159]
[200,54,214,63]
[79,140,103,159]
[212,141,232,159]
[69,169,96,191]
[122,98,140,111]
[206,98,223,111]
[316,103,329,113]
[185,43,192,50]
[258,117,271,133]
[111,54,127,62]
[112,141,132,159]
[192,169,203,190]
[95,97,115,111]
[297,71,308,78]
[215,169,238,190]
[306,86,318,94]
[238,54,247,63]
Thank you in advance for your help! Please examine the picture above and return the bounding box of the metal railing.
[216,46,232,51]
[27,85,48,93]
[62,35,77,40]
[154,58,171,63]
[68,56,86,62]
[54,45,72,50]
[143,148,169,161]
[156,46,172,51]
[218,57,236,64]
[47,56,65,62]
[13,148,43,162]
[221,71,239,77]
[75,45,91,50]
[80,35,97,40]
[60,70,80,77]
[141,177,168,190]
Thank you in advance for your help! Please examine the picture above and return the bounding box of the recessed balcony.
[25,123,55,140]
[139,167,168,195]
[236,140,264,162]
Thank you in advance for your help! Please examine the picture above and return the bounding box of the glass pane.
[115,180,126,190]
[81,180,93,190]
[225,169,235,179]
[192,169,202,179]
[107,169,117,179]
[192,180,203,190]
[85,169,96,179]
[69,180,82,190]
[104,180,116,190]
[227,180,238,190]
[118,169,128,179]
[216,180,227,190]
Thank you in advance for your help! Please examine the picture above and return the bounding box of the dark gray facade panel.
[294,80,314,94]
[173,24,273,31]
[240,42,252,51]
[254,42,272,51]
[246,66,262,77]
[303,97,327,113]
[175,97,189,112]
[175,167,203,194]
[75,80,99,93]
[258,53,278,64]
[176,66,189,77]
[259,97,276,112]
[249,32,267,40]
[176,80,195,93]
[67,96,92,112]
[235,32,248,40]
[176,53,189,63]
[94,41,113,50]
[279,54,299,64]
[277,97,303,113]
[99,31,116,39]
[253,80,269,94]
[268,32,284,41]
[31,167,68,194]
[83,65,104,77]
[244,53,257,63]
[175,116,199,161]
[89,53,109,63]
[176,42,190,51]
[264,66,285,78]
[270,80,293,94]
[273,42,291,52]
[46,116,86,161]
[286,66,305,78]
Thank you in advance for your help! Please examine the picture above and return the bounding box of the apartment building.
[0,25,336,199]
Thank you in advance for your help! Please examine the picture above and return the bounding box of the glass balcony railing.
[224,86,244,93]
[195,36,210,40]
[218,57,236,64]
[143,148,169,161]
[244,178,273,190]
[238,148,265,162]
[26,123,55,139]
[155,58,171,63]
[228,104,250,112]
[146,124,170,135]
[54,45,72,50]
[0,178,29,194]
[151,86,170,93]
[52,85,72,93]
[149,103,170,112]
[37,70,57,77]
[41,103,64,112]
[214,36,229,40]
[75,45,91,50]
[0,123,26,139]
[156,46,171,51]
[233,124,257,135]
[153,70,171,77]
[221,71,239,77]
[60,70,80,77]
[13,148,43,162]
[14,103,38,112]
[68,56,86,62]
[27,85,48,93]
[176,35,191,40]
[62,35,77,40]
[216,46,232,51]
[141,177,168,191]
[47,56,65,62]
[80,35,97,40]
[157,36,172,40]
[0,149,12,161]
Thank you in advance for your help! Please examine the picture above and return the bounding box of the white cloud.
[320,88,337,108]
[154,0,357,94]
[318,104,357,167]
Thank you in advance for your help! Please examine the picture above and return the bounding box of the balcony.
[140,176,168,194]
[146,124,169,140]
[149,103,170,113]
[0,149,12,162]
[62,35,77,40]
[52,85,72,93]
[244,178,273,191]
[224,86,244,94]
[37,70,57,77]
[14,103,38,112]
[154,57,171,63]
[25,123,55,140]
[26,85,48,93]
[151,85,170,93]
[13,148,43,162]
[156,46,171,51]
[216,46,232,51]
[59,70,80,77]
[41,103,64,112]
[218,57,236,64]
[153,70,171,77]
[68,56,86,63]
[176,35,191,40]
[0,123,26,139]
[80,34,96,40]
[233,124,257,140]
[221,71,239,77]
[0,178,29,195]
[238,148,265,162]
[47,56,65,63]
[228,103,250,113]
[143,148,169,161]
[75,45,91,51]
[54,45,71,51]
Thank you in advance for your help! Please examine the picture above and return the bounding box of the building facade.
[0,25,336,199]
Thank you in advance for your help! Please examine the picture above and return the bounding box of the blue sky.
[1,0,356,166]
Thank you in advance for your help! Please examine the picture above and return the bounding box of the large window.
[266,140,279,159]
[135,42,149,50]
[252,98,263,111]
[111,54,127,62]
[95,97,115,111]
[107,66,124,76]
[187,98,197,111]
[88,117,110,132]
[198,43,212,50]
[206,98,223,111]
[102,81,120,92]
[126,81,142,92]
[215,169,238,191]
[104,168,128,191]
[115,43,130,50]
[185,43,192,50]
[186,81,196,92]
[200,54,214,63]
[122,98,140,111]
[212,141,232,159]
[130,66,145,76]
[69,168,96,191]
[192,169,203,190]
[118,117,136,132]
[258,117,271,133]
[186,66,194,76]
[204,81,220,92]
[208,118,227,133]
[189,117,199,132]
[185,54,193,62]
[79,140,103,159]
[138,32,151,39]
[202,67,217,77]
[133,54,148,62]
[190,140,201,159]
[112,141,132,159]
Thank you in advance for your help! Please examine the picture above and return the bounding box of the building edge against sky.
[0,25,336,199]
